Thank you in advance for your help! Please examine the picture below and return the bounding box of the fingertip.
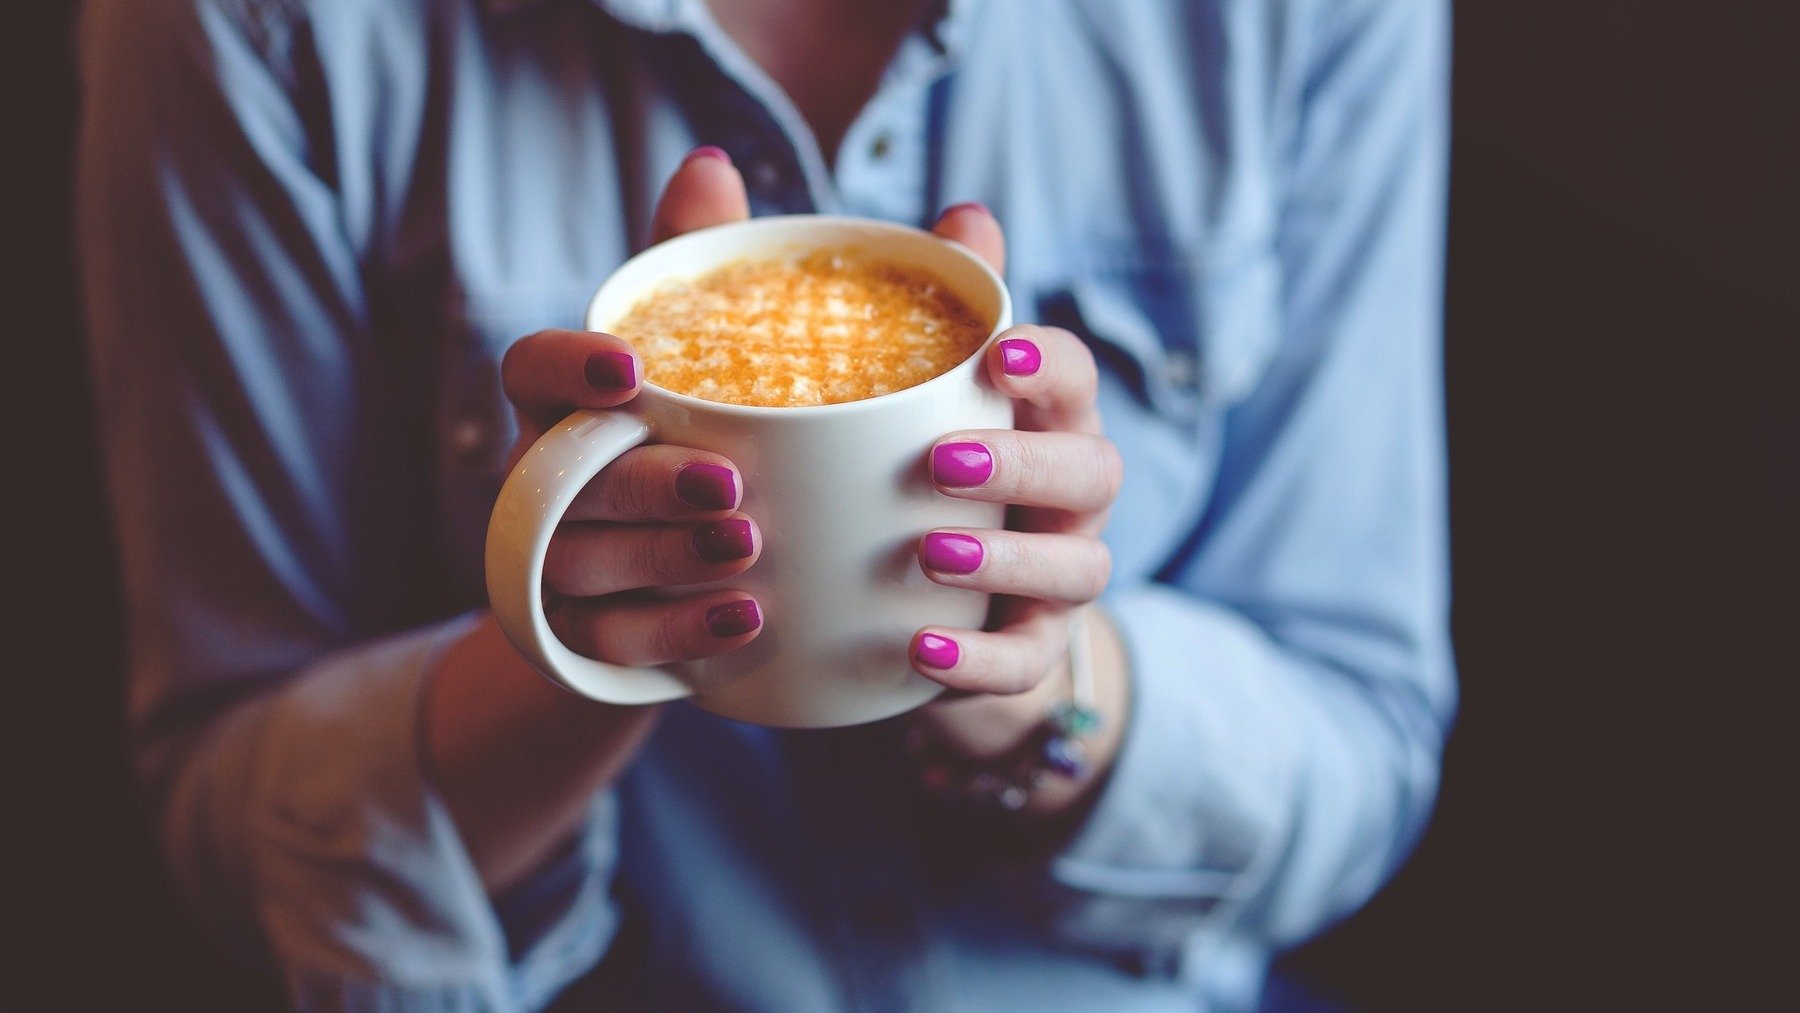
[919,531,984,576]
[939,200,990,219]
[931,201,1005,273]
[675,461,740,511]
[583,348,640,394]
[692,517,758,565]
[912,630,961,672]
[685,145,732,167]
[995,336,1042,378]
[704,597,763,639]
[655,148,751,243]
[930,440,994,488]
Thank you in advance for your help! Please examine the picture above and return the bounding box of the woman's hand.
[424,148,756,894]
[505,149,764,664]
[906,205,1131,819]
[501,329,767,660]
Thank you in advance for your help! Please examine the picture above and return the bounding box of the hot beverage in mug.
[610,248,990,408]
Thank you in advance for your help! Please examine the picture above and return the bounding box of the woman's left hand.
[906,204,1130,818]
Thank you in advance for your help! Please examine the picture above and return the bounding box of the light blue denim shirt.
[78,0,1453,1008]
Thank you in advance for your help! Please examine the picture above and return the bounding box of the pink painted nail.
[686,145,731,165]
[584,350,638,391]
[998,337,1041,377]
[916,633,960,669]
[676,463,738,511]
[931,442,993,487]
[705,599,762,637]
[921,532,983,574]
[693,519,755,563]
[942,200,990,218]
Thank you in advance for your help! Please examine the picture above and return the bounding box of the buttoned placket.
[832,29,961,227]
[608,0,969,224]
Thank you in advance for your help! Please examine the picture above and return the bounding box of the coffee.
[609,248,989,407]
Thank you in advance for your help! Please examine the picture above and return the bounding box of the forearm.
[423,613,660,895]
[152,619,628,1003]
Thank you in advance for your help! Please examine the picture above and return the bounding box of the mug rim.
[583,214,1013,418]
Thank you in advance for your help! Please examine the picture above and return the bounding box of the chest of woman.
[339,2,1284,604]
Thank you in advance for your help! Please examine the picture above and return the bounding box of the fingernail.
[998,337,1041,377]
[706,599,762,638]
[931,441,993,487]
[584,350,638,391]
[916,633,960,669]
[942,200,990,218]
[676,463,738,511]
[921,532,983,574]
[693,518,754,563]
[686,145,731,165]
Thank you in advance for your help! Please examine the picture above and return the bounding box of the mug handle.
[485,409,696,703]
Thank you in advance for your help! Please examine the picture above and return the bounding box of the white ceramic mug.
[486,216,1013,727]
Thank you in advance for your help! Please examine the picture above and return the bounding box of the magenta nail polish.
[706,599,762,637]
[686,145,732,165]
[916,633,960,669]
[693,518,754,562]
[942,200,991,218]
[921,532,983,574]
[584,350,638,391]
[998,337,1041,377]
[932,442,993,487]
[676,463,738,511]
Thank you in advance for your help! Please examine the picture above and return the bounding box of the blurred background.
[19,2,1793,1008]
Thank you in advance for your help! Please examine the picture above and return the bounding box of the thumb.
[652,147,751,244]
[931,201,1005,275]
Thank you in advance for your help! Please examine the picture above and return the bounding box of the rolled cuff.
[166,615,621,1010]
[1034,586,1300,955]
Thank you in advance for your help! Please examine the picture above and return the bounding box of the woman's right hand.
[498,328,766,661]
[424,147,755,895]
[502,146,764,665]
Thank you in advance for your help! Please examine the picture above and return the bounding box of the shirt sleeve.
[1026,0,1455,962]
[77,2,619,1006]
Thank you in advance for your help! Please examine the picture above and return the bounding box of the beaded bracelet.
[914,610,1104,813]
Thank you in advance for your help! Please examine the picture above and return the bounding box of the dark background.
[20,2,1793,1009]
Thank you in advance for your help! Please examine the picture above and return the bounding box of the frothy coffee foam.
[609,248,989,407]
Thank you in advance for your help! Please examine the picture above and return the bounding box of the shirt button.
[1165,349,1199,389]
[870,132,894,160]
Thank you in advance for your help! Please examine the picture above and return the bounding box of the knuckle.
[616,458,660,518]
[593,454,657,519]
[625,530,677,586]
[1084,544,1114,600]
[1041,326,1096,383]
[1006,662,1042,696]
[1011,435,1054,493]
[1095,440,1125,501]
[498,340,531,399]
[659,606,699,660]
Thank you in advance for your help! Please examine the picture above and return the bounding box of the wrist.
[1018,607,1130,819]
[910,607,1132,822]
[424,612,660,892]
